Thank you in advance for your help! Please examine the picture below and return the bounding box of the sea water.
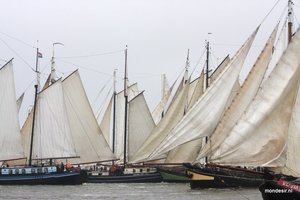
[0,183,262,200]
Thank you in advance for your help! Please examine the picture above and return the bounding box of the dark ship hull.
[87,172,162,183]
[259,176,300,200]
[0,166,87,185]
[87,166,162,183]
[184,163,264,189]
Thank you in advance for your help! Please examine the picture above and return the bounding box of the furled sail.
[131,79,190,162]
[199,24,279,160]
[0,60,24,161]
[31,79,76,159]
[62,70,116,163]
[148,27,259,159]
[209,28,300,167]
[128,92,155,162]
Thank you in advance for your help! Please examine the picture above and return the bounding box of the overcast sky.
[1,0,299,124]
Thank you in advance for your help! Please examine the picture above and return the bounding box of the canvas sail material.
[199,24,279,160]
[148,27,259,159]
[263,22,287,83]
[0,60,24,161]
[128,92,155,162]
[32,79,76,159]
[132,80,190,162]
[16,93,24,113]
[100,95,113,147]
[187,69,204,110]
[210,55,230,84]
[62,71,115,163]
[152,75,172,125]
[115,83,139,159]
[166,56,232,163]
[282,77,300,177]
[208,28,300,167]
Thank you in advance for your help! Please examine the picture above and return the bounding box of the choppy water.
[0,183,262,200]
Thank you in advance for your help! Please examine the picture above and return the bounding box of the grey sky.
[1,0,299,124]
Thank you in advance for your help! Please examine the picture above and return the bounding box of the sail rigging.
[147,27,259,159]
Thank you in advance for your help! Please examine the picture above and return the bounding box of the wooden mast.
[288,0,294,44]
[123,46,128,167]
[112,69,117,155]
[28,47,40,166]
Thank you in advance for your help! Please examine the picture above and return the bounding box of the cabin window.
[147,168,150,172]
[31,168,36,174]
[9,169,12,175]
[44,167,48,173]
[139,169,143,173]
[37,168,43,173]
[133,169,136,173]
[15,169,19,174]
[22,169,26,174]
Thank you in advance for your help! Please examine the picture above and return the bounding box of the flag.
[38,52,43,58]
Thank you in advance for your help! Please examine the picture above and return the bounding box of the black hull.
[259,178,300,200]
[184,164,264,189]
[0,171,87,185]
[87,172,162,183]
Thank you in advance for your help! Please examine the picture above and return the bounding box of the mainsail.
[31,79,76,159]
[148,27,259,159]
[128,92,155,161]
[0,60,24,161]
[115,83,140,159]
[62,70,115,163]
[131,79,190,162]
[166,56,232,163]
[199,23,279,160]
[209,28,300,169]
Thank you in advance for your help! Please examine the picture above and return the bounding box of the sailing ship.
[184,0,299,191]
[0,55,86,184]
[87,46,162,183]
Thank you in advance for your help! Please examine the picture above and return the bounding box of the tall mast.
[112,69,117,154]
[205,40,210,89]
[123,45,128,167]
[29,46,41,166]
[51,42,64,84]
[288,0,294,43]
[184,49,190,83]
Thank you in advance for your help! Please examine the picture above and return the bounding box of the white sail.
[128,92,155,162]
[210,55,230,83]
[16,93,24,113]
[115,83,139,159]
[100,96,113,147]
[152,75,172,125]
[209,28,300,166]
[166,56,232,163]
[0,60,24,161]
[62,71,115,163]
[199,24,279,160]
[188,69,204,110]
[32,79,76,159]
[282,78,300,177]
[263,22,287,82]
[148,27,259,158]
[132,80,190,162]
